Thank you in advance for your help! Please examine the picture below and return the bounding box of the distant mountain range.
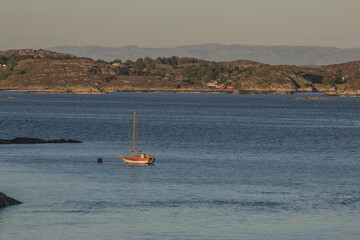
[47,44,360,66]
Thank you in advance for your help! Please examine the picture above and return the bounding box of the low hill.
[1,49,359,96]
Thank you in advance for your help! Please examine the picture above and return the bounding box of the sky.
[1,0,360,50]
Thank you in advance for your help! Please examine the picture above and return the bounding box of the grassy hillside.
[0,49,359,96]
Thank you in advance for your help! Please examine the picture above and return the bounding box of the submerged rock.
[0,192,22,208]
[0,137,82,144]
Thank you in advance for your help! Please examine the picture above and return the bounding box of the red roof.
[113,63,125,68]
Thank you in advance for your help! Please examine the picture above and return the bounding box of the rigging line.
[125,119,132,155]
[137,118,151,152]
[136,117,142,152]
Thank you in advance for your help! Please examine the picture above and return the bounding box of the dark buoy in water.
[97,158,103,163]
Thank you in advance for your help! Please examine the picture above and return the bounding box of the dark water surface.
[1,92,359,239]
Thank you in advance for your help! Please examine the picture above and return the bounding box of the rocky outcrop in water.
[0,192,22,208]
[0,137,82,144]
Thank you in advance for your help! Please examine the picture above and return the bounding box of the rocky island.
[0,192,21,208]
[0,137,82,144]
[0,49,359,97]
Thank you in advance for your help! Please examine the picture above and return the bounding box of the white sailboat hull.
[122,158,154,164]
[115,155,155,164]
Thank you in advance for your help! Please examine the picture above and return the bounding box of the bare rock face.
[0,192,22,208]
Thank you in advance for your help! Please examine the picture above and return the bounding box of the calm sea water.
[0,91,359,240]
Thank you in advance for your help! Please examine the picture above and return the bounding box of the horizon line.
[2,43,360,52]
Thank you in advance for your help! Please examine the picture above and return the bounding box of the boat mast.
[132,112,136,156]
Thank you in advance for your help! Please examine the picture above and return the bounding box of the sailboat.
[116,112,155,164]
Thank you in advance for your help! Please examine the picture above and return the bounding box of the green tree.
[154,57,162,64]
[0,56,7,65]
[114,67,129,76]
[134,58,145,75]
[170,56,178,66]
[124,60,134,66]
[89,66,101,74]
[144,57,153,66]
[110,59,122,64]
[96,59,108,64]
[145,62,155,72]
[335,69,342,83]
[244,68,253,79]
[144,57,155,73]
[182,66,206,84]
[352,71,360,80]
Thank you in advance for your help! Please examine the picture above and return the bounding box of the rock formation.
[0,192,22,208]
[0,137,82,144]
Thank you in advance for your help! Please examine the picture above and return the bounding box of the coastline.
[1,86,359,97]
[0,88,292,95]
[1,89,358,97]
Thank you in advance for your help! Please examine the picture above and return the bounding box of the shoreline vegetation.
[1,49,359,97]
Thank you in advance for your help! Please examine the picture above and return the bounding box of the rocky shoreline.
[0,137,82,144]
[70,86,360,97]
[0,192,21,208]
[290,96,328,99]
[2,87,359,97]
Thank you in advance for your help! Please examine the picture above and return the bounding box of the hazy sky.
[1,0,360,50]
